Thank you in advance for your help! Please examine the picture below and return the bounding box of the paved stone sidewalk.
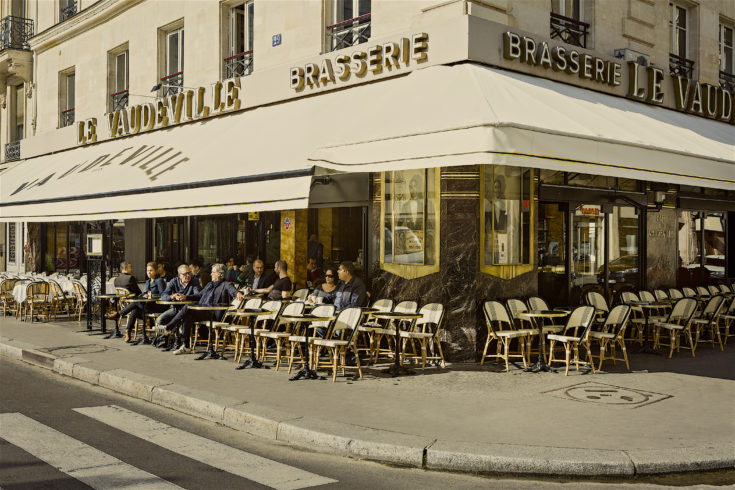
[1,315,734,477]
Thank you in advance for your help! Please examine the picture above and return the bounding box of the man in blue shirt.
[156,264,201,349]
[163,263,243,355]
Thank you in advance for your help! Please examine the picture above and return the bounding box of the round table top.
[234,308,273,316]
[188,304,233,311]
[280,314,336,323]
[371,312,422,319]
[157,300,197,305]
[97,293,131,299]
[128,297,162,303]
[518,310,569,318]
[628,301,668,308]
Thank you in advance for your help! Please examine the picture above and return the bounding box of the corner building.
[1,0,733,360]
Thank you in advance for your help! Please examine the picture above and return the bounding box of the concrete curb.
[3,339,734,477]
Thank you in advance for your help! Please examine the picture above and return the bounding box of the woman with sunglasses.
[308,266,340,337]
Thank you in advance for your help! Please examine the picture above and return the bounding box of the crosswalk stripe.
[0,412,183,489]
[74,405,338,490]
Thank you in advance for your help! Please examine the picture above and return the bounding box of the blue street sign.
[272,34,282,47]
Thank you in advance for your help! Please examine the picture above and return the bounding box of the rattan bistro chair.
[682,287,697,298]
[292,288,310,301]
[692,295,725,351]
[259,301,305,370]
[23,282,50,322]
[547,306,596,375]
[0,279,18,316]
[235,300,281,363]
[399,303,446,370]
[696,286,711,297]
[481,301,535,371]
[369,300,417,363]
[589,305,632,371]
[652,298,698,358]
[312,307,363,382]
[718,297,735,345]
[287,304,336,374]
[707,285,721,296]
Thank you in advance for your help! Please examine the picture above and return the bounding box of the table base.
[524,360,556,373]
[236,358,268,369]
[383,364,415,377]
[195,351,226,361]
[289,367,324,381]
[635,344,659,354]
[77,328,106,334]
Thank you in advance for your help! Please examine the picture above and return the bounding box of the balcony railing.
[160,71,183,97]
[5,141,20,162]
[110,89,129,112]
[326,13,371,52]
[0,16,33,50]
[669,53,695,79]
[59,2,77,22]
[550,12,589,49]
[60,108,75,128]
[720,70,735,93]
[224,50,253,79]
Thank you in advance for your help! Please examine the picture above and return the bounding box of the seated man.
[334,261,368,311]
[114,261,142,296]
[190,257,211,288]
[107,261,166,343]
[156,264,201,349]
[306,257,324,288]
[243,259,276,291]
[255,260,291,300]
[163,263,243,355]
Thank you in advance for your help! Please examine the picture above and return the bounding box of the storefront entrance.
[538,201,641,307]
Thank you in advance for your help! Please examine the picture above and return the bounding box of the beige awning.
[2,62,733,222]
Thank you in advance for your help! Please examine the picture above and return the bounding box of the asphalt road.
[0,356,732,489]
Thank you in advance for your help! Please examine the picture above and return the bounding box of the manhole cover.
[544,381,672,408]
[45,344,118,356]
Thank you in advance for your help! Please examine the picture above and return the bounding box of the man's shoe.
[105,312,119,320]
[163,342,178,352]
[113,331,123,338]
[124,331,131,343]
[142,337,152,344]
[173,345,191,355]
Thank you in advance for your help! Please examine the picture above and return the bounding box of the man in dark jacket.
[164,263,243,356]
[242,259,276,291]
[156,264,201,348]
[334,261,368,311]
[114,261,142,295]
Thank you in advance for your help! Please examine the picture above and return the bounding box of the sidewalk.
[1,315,734,478]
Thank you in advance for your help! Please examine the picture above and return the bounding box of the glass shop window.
[481,165,533,267]
[381,168,439,278]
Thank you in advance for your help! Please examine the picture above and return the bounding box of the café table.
[95,292,132,336]
[370,311,423,376]
[280,313,336,381]
[187,304,233,359]
[126,297,162,345]
[233,308,274,369]
[517,310,569,372]
[627,300,668,354]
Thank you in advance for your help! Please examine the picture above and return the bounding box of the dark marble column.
[646,208,678,290]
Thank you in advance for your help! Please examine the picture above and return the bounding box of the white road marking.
[74,405,337,490]
[0,412,182,489]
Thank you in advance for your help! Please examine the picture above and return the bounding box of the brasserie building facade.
[1,0,733,359]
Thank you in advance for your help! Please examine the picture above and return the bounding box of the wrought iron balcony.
[669,53,695,78]
[110,89,128,111]
[326,13,371,52]
[0,16,33,50]
[5,141,20,161]
[550,12,589,49]
[720,71,735,93]
[59,2,77,22]
[60,108,75,128]
[160,71,183,97]
[224,50,253,79]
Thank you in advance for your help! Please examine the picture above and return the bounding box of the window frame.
[720,21,734,74]
[379,168,441,280]
[550,0,583,22]
[58,68,75,128]
[165,27,184,78]
[669,1,688,59]
[107,44,129,112]
[479,165,535,279]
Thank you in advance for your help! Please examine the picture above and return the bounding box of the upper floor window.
[161,25,184,96]
[669,2,695,78]
[550,0,588,48]
[11,84,24,141]
[109,47,129,112]
[59,69,75,128]
[326,0,371,52]
[224,1,254,79]
[59,0,77,22]
[720,21,734,91]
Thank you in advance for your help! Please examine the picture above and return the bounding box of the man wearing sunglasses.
[155,264,201,349]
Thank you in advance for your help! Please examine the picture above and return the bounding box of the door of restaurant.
[538,202,641,307]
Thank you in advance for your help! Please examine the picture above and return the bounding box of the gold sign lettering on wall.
[502,31,735,126]
[290,33,428,91]
[648,213,674,239]
[77,80,241,146]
